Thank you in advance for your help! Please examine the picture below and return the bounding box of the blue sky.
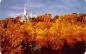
[0,0,86,18]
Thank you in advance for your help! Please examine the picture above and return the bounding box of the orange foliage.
[0,13,86,54]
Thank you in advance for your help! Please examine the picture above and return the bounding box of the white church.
[20,5,33,22]
[20,5,28,22]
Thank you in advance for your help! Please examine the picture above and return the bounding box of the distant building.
[20,5,29,22]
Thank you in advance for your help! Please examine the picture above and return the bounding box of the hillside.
[0,13,86,54]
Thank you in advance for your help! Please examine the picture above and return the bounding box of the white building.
[20,5,29,22]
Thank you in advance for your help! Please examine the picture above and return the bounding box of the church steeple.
[24,4,27,16]
[20,4,28,22]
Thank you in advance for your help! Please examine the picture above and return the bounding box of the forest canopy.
[0,13,86,54]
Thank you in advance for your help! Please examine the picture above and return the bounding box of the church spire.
[20,4,28,22]
[24,4,27,16]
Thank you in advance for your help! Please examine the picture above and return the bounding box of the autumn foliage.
[0,13,86,54]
